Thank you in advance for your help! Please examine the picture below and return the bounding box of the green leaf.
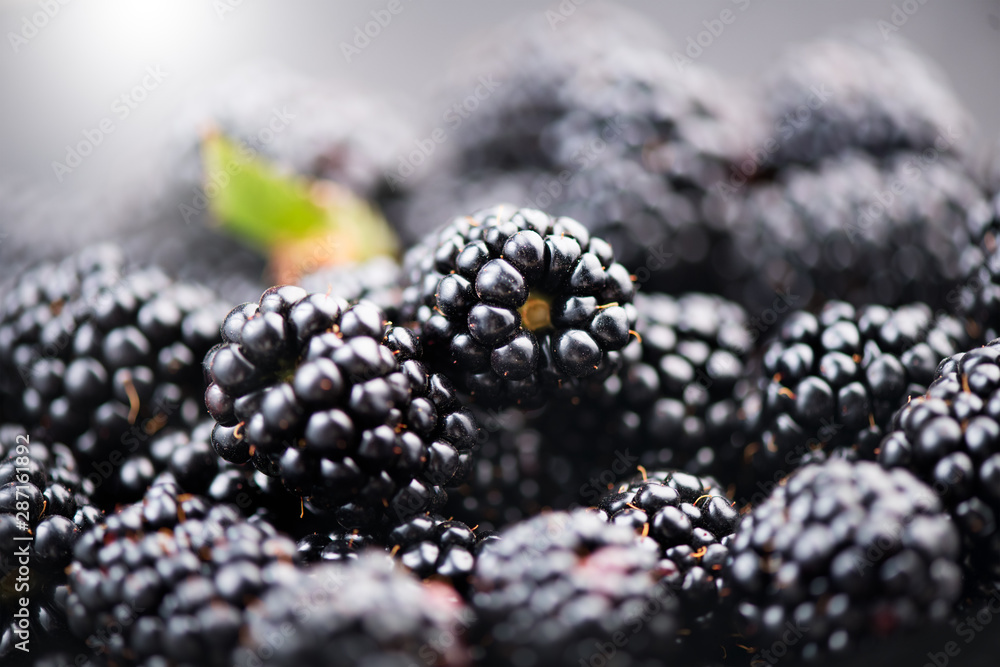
[202,134,331,250]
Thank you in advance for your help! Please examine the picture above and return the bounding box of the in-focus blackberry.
[728,459,962,661]
[0,245,227,506]
[0,425,101,660]
[296,526,378,564]
[64,480,298,666]
[206,292,478,529]
[385,512,481,589]
[598,469,738,626]
[471,510,680,665]
[759,32,972,167]
[879,340,1000,583]
[236,554,472,667]
[401,205,635,407]
[741,300,969,501]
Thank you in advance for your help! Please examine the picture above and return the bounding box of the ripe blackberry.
[236,554,472,667]
[760,32,971,167]
[0,246,227,506]
[578,292,753,482]
[741,300,970,502]
[401,205,635,408]
[206,291,478,529]
[879,340,1000,583]
[296,526,378,564]
[714,150,992,314]
[0,425,102,660]
[443,406,585,532]
[384,512,482,590]
[64,479,298,666]
[954,210,1000,342]
[728,459,963,661]
[471,510,680,665]
[299,256,403,321]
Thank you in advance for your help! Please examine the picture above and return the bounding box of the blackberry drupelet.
[0,245,227,506]
[728,459,963,661]
[471,510,680,665]
[206,291,478,529]
[760,32,971,167]
[299,256,403,321]
[714,150,992,314]
[879,340,1000,583]
[0,426,102,660]
[64,479,298,666]
[236,554,472,667]
[741,300,969,501]
[400,205,635,408]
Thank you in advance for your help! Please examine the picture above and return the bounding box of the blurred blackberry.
[880,340,1000,584]
[0,246,227,506]
[598,469,739,640]
[741,300,970,502]
[0,426,101,660]
[400,205,635,408]
[236,554,472,667]
[713,150,992,314]
[398,10,761,293]
[443,407,584,532]
[471,510,680,665]
[64,480,298,666]
[728,459,963,661]
[299,256,403,321]
[205,290,477,529]
[760,32,972,167]
[954,208,1000,342]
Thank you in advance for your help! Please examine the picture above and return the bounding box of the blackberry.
[714,150,992,313]
[64,479,298,666]
[443,406,584,532]
[0,426,101,660]
[400,205,635,407]
[760,32,972,167]
[384,512,481,589]
[299,256,403,321]
[471,510,680,665]
[954,208,1000,342]
[728,459,963,661]
[296,526,378,564]
[879,340,1000,583]
[205,291,478,528]
[741,300,970,502]
[575,292,753,482]
[0,246,227,506]
[236,554,472,667]
[598,470,738,620]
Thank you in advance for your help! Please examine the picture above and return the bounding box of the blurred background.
[0,0,998,278]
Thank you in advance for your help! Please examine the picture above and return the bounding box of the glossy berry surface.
[728,459,962,660]
[206,291,478,529]
[740,300,969,500]
[401,205,635,407]
[63,480,298,666]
